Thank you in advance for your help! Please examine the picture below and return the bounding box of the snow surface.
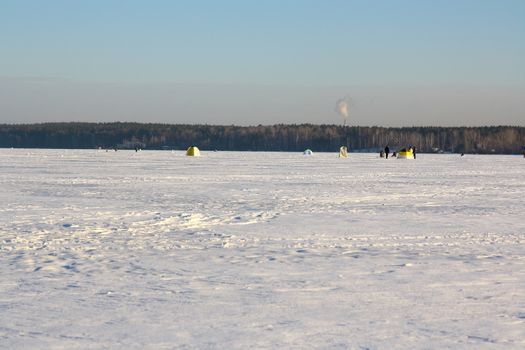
[1,149,524,349]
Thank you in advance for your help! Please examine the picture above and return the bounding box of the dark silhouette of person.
[413,146,417,159]
[384,145,390,159]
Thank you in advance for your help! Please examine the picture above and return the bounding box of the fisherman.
[413,146,417,159]
[384,145,390,159]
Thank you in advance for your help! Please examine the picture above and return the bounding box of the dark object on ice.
[392,151,397,157]
[384,145,390,159]
[380,150,385,158]
[413,146,417,159]
[461,153,465,157]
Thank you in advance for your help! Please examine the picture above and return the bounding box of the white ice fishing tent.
[339,146,348,158]
[303,149,313,155]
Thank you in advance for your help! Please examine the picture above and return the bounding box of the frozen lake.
[1,149,524,349]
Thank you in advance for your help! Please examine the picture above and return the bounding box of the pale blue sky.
[1,0,524,125]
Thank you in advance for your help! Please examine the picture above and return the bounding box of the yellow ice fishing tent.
[339,146,348,158]
[397,148,414,159]
[186,146,201,156]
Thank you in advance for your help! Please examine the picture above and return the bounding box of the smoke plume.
[335,96,351,124]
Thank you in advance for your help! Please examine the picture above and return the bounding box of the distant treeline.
[1,123,524,154]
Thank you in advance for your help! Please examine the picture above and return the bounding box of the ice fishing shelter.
[339,146,348,158]
[303,149,313,155]
[186,146,201,156]
[397,147,414,159]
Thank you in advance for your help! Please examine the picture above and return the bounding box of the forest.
[0,123,524,154]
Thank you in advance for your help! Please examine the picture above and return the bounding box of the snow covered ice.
[1,149,524,349]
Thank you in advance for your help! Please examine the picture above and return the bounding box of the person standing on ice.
[384,145,390,159]
[413,146,417,159]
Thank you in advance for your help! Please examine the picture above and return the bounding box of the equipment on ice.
[186,146,201,157]
[303,149,313,155]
